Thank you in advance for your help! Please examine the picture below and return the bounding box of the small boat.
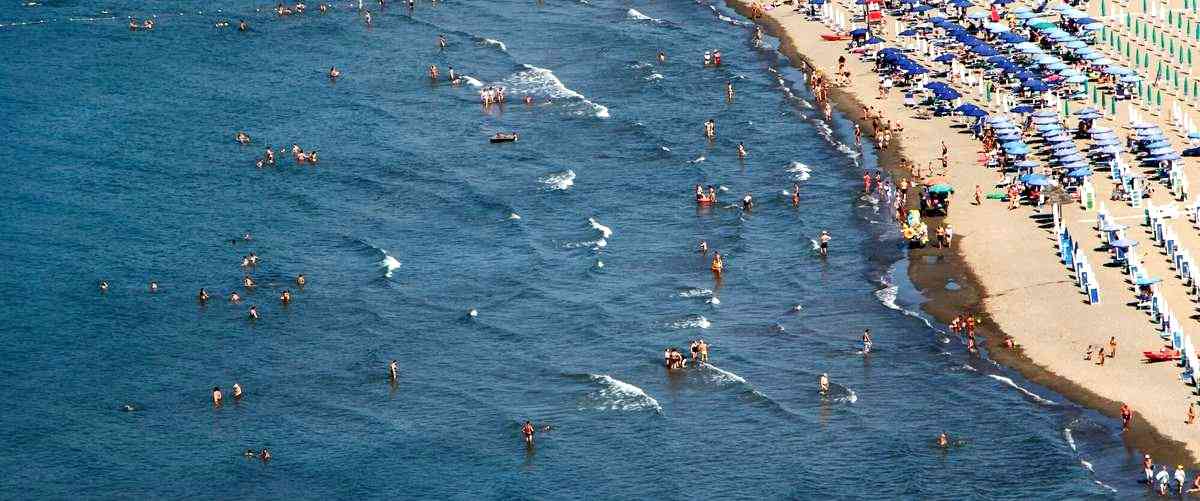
[1143,349,1181,362]
[821,33,852,41]
[490,132,519,143]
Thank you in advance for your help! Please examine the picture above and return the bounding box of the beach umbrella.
[967,10,990,18]
[1093,145,1123,155]
[849,28,869,36]
[1148,146,1177,155]
[1189,132,1200,140]
[1066,167,1093,177]
[951,0,972,6]
[928,184,955,194]
[1073,46,1098,56]
[1021,173,1053,185]
[1098,221,1127,231]
[1044,133,1072,143]
[1091,58,1114,66]
[1015,10,1038,18]
[865,36,885,45]
[1031,116,1059,124]
[1088,125,1111,133]
[985,22,1010,32]
[1059,68,1083,77]
[1063,40,1087,49]
[986,115,1012,123]
[1104,65,1133,75]
[1010,105,1036,114]
[1119,75,1142,83]
[1023,80,1050,92]
[1131,122,1160,129]
[1064,75,1088,84]
[1047,62,1069,71]
[956,103,989,117]
[1144,140,1172,149]
[906,66,930,75]
[1053,148,1082,157]
[1055,153,1085,163]
[1005,143,1032,154]
[934,53,956,63]
[1082,52,1106,61]
[1148,152,1183,161]
[899,29,919,37]
[1050,142,1079,151]
[1032,109,1058,117]
[1133,276,1161,285]
[1036,55,1062,65]
[1035,123,1063,132]
[1014,160,1040,168]
[1075,110,1101,119]
[1060,160,1090,169]
[912,4,934,11]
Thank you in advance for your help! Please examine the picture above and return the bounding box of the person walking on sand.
[1187,402,1196,424]
[1107,336,1117,358]
[974,184,982,205]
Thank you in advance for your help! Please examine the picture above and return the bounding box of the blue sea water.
[0,0,1153,498]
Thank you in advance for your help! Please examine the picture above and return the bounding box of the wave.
[645,73,664,81]
[697,362,747,385]
[786,161,811,181]
[688,155,706,164]
[588,217,613,238]
[1063,428,1076,451]
[578,374,662,413]
[707,297,720,305]
[379,251,401,278]
[988,374,1055,405]
[507,212,521,220]
[478,37,507,52]
[671,314,711,329]
[462,75,483,88]
[505,64,610,118]
[677,287,712,298]
[539,169,575,190]
[627,8,658,21]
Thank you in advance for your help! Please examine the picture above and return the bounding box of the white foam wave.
[645,73,664,81]
[480,37,507,51]
[787,161,812,181]
[688,155,706,164]
[834,388,858,403]
[707,297,720,305]
[462,75,483,88]
[379,252,401,278]
[588,217,613,238]
[626,8,662,22]
[678,288,713,298]
[659,146,671,152]
[1063,428,1076,451]
[988,374,1055,405]
[699,362,747,384]
[506,64,609,118]
[671,315,711,329]
[507,212,521,220]
[594,238,607,248]
[875,284,900,311]
[539,169,575,190]
[583,374,662,413]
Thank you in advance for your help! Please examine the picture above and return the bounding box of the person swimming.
[237,19,248,31]
[703,119,716,139]
[861,329,873,354]
[428,64,440,80]
[937,431,949,448]
[229,291,242,303]
[437,34,447,50]
[129,17,139,31]
[149,281,159,293]
[244,448,256,458]
[198,288,210,303]
[233,382,244,400]
[296,274,307,287]
[447,66,457,82]
[522,420,535,446]
[259,449,271,462]
[791,182,801,207]
[698,240,709,254]
[737,142,747,159]
[388,359,399,381]
[99,280,109,293]
[818,373,829,395]
[657,50,666,63]
[243,276,256,288]
[248,305,260,320]
[212,386,224,406]
[328,66,341,80]
[726,81,734,101]
[142,19,155,30]
[703,51,712,66]
[235,131,251,145]
[279,290,292,304]
[741,193,753,211]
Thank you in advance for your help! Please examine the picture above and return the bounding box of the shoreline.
[723,0,1196,466]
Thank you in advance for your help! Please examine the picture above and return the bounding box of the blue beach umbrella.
[1066,167,1093,177]
[1014,160,1040,168]
[1032,109,1058,117]
[1010,105,1036,114]
[1021,174,1054,185]
[934,53,956,63]
[1005,143,1032,154]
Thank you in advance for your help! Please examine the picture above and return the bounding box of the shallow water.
[0,0,1151,498]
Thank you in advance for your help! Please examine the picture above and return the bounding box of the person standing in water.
[791,182,801,207]
[657,50,667,63]
[710,251,724,277]
[99,280,109,293]
[818,230,831,257]
[818,373,829,395]
[522,420,535,446]
[736,142,748,159]
[388,360,399,381]
[1120,403,1133,430]
[233,382,244,401]
[861,329,873,354]
[212,386,224,406]
[698,240,709,254]
[726,81,734,101]
[937,431,949,448]
[703,119,716,139]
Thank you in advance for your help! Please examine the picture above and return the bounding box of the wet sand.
[726,0,1198,466]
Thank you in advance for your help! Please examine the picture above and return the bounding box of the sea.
[0,0,1152,498]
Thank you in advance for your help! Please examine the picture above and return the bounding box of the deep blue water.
[0,0,1154,498]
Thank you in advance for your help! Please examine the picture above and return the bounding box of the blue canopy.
[1005,143,1032,154]
[1010,105,1036,114]
[1020,173,1053,185]
[1014,160,1040,168]
[899,29,918,36]
[849,28,869,36]
[956,103,988,117]
[934,53,956,63]
[1133,276,1160,285]
[1023,80,1050,91]
[1066,167,1093,177]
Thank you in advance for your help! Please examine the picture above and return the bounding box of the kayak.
[1143,349,1181,362]
[490,132,519,143]
[821,34,852,41]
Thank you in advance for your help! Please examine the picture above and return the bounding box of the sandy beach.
[728,0,1200,465]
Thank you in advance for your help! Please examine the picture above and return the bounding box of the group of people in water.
[242,136,320,168]
[128,17,155,31]
[662,340,711,369]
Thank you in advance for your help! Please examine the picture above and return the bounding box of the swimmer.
[664,347,673,367]
[657,50,666,63]
[364,11,372,25]
[428,64,440,80]
[703,51,712,66]
[244,449,256,458]
[713,50,722,65]
[279,290,292,304]
[328,66,341,80]
[741,193,753,211]
[243,232,252,241]
[233,382,244,400]
[247,252,259,266]
[388,359,399,381]
[230,291,242,303]
[937,431,949,448]
[243,276,255,288]
[296,274,307,287]
[698,240,709,254]
[710,251,724,277]
[129,17,139,31]
[235,131,251,145]
[149,281,159,293]
[447,66,457,82]
[818,230,831,257]
[818,373,829,395]
[99,280,109,293]
[522,420,535,446]
[703,119,716,139]
[248,305,259,320]
[437,34,447,50]
[198,288,210,303]
[726,81,734,101]
[263,147,276,165]
[212,386,223,406]
[319,3,329,13]
[861,329,872,354]
[698,339,709,361]
[143,19,154,30]
[259,449,271,462]
[736,142,747,159]
[241,256,251,268]
[791,183,800,207]
[523,95,534,105]
[238,19,248,31]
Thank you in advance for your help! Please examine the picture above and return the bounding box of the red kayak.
[821,34,852,41]
[1143,349,1181,362]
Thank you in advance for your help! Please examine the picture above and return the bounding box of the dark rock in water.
[945,280,961,291]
